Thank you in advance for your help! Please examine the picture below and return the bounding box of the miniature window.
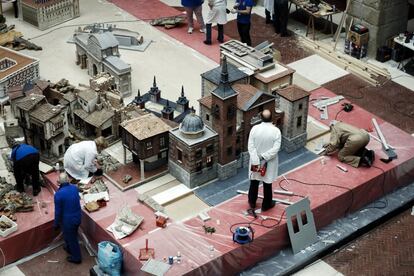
[296,116,302,128]
[206,114,210,121]
[196,161,202,172]
[177,149,183,162]
[258,105,264,113]
[206,144,214,153]
[146,141,152,150]
[160,137,165,148]
[227,146,232,156]
[195,149,202,158]
[206,156,213,167]
[227,126,233,136]
[299,103,303,110]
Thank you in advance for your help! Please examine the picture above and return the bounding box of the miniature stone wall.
[217,160,238,180]
[348,0,408,56]
[168,160,217,188]
[282,132,307,153]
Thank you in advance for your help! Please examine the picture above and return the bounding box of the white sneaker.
[200,28,206,33]
[188,27,193,34]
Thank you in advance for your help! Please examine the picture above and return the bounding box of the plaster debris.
[138,194,164,212]
[97,152,122,173]
[122,174,133,183]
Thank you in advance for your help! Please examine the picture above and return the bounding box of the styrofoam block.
[152,184,192,206]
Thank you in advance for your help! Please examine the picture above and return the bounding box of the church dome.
[180,112,204,137]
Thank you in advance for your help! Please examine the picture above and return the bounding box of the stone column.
[123,146,126,164]
[349,0,408,57]
[139,159,145,181]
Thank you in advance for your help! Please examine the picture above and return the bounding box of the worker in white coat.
[248,109,281,211]
[264,0,274,24]
[64,137,108,181]
[204,0,227,45]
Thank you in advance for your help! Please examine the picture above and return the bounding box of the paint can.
[168,256,174,265]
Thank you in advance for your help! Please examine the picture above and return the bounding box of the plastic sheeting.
[40,91,414,275]
[0,187,59,267]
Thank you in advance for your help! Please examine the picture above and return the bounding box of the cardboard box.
[348,30,369,46]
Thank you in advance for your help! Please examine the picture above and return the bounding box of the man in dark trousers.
[10,141,41,196]
[274,0,289,37]
[232,0,254,46]
[54,172,82,264]
[248,110,281,211]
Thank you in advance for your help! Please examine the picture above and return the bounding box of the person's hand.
[250,165,259,172]
[231,9,237,14]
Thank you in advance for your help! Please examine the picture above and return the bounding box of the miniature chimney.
[176,85,189,113]
[161,100,174,121]
[96,94,103,111]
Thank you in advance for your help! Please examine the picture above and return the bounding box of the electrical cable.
[334,108,344,120]
[229,209,287,235]
[363,165,388,209]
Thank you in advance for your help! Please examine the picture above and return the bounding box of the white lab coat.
[248,122,281,183]
[64,141,98,180]
[206,0,227,24]
[264,0,274,13]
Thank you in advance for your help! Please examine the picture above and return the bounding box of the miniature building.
[0,47,40,108]
[200,58,248,97]
[198,57,283,179]
[120,113,173,180]
[74,31,132,97]
[13,94,69,159]
[20,0,80,31]
[169,112,219,188]
[277,85,310,153]
[220,40,295,94]
[130,77,192,123]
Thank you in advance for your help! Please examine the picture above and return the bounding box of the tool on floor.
[336,164,348,172]
[274,189,294,196]
[342,103,354,112]
[198,211,211,222]
[372,118,397,163]
[139,239,155,261]
[233,226,254,244]
[237,190,292,205]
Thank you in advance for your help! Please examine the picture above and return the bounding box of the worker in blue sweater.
[10,142,41,196]
[54,172,82,264]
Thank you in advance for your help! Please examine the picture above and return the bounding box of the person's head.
[6,136,18,148]
[58,172,69,185]
[95,136,108,153]
[261,109,272,123]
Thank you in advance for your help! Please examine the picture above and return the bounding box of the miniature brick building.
[130,77,191,123]
[277,85,310,153]
[0,47,39,110]
[74,31,132,97]
[198,57,283,179]
[120,113,173,180]
[20,0,80,31]
[169,112,219,188]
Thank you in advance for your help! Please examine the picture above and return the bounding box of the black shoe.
[203,40,211,45]
[217,38,224,43]
[261,201,276,212]
[249,202,256,209]
[33,188,41,196]
[368,150,375,163]
[66,256,81,264]
[359,155,372,167]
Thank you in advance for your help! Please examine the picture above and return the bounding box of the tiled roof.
[121,113,171,140]
[277,85,310,102]
[30,103,62,123]
[198,95,212,108]
[84,108,114,128]
[15,94,45,111]
[232,84,259,110]
[77,89,96,102]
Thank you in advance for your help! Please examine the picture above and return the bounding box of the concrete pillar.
[348,0,408,57]
[123,146,126,164]
[139,159,145,181]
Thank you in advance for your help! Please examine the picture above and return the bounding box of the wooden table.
[289,0,339,40]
